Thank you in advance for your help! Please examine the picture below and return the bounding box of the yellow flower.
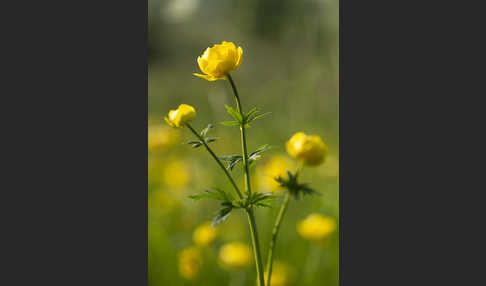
[165,104,196,128]
[297,214,336,242]
[193,221,217,247]
[264,261,294,286]
[148,125,179,151]
[163,160,189,189]
[193,41,243,81]
[259,155,295,193]
[218,242,252,270]
[178,246,202,280]
[286,132,328,166]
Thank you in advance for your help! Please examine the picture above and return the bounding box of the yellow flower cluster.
[178,246,202,280]
[286,132,328,166]
[297,213,336,242]
[194,41,243,81]
[193,221,218,247]
[218,242,253,270]
[165,104,196,128]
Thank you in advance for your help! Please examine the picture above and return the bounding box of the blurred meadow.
[148,0,339,285]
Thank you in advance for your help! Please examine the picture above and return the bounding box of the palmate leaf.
[248,144,271,162]
[275,170,320,199]
[205,137,218,144]
[225,105,243,123]
[186,141,203,148]
[219,154,243,171]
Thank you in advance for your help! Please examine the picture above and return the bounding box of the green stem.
[265,191,290,286]
[186,123,243,199]
[227,73,252,196]
[265,164,303,285]
[226,73,264,286]
[246,208,266,286]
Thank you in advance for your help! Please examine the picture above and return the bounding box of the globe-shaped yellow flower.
[297,214,336,242]
[194,41,243,81]
[178,246,202,280]
[165,104,196,128]
[218,242,252,270]
[286,132,328,166]
[193,221,218,247]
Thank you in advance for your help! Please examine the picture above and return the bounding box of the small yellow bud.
[218,242,253,270]
[193,222,217,247]
[297,214,336,242]
[286,132,328,166]
[165,104,196,128]
[177,246,202,280]
[193,41,243,81]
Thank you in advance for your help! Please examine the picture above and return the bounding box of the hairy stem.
[265,191,290,286]
[186,123,243,199]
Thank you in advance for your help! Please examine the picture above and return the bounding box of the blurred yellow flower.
[194,41,243,81]
[259,155,295,193]
[148,125,179,151]
[286,132,328,166]
[178,246,202,280]
[149,190,178,215]
[218,242,253,270]
[165,104,196,128]
[163,160,189,189]
[193,221,217,247]
[265,261,294,286]
[297,214,336,242]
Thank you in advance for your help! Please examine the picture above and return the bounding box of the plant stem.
[265,191,290,286]
[246,208,266,286]
[186,123,243,199]
[265,164,303,285]
[227,73,252,196]
[226,73,265,286]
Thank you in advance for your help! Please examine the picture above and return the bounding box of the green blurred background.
[148,0,339,285]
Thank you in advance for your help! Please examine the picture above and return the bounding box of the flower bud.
[165,104,196,128]
[193,41,243,81]
[286,132,328,166]
[297,214,336,242]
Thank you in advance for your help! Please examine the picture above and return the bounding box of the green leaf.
[205,137,218,144]
[247,112,271,123]
[248,144,271,162]
[212,205,233,227]
[188,189,232,201]
[219,154,243,171]
[225,105,243,122]
[200,123,213,137]
[220,121,240,126]
[186,140,203,148]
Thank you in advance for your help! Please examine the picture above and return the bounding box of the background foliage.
[148,0,339,285]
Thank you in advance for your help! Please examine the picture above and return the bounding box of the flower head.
[193,221,218,247]
[165,104,196,128]
[178,246,202,280]
[218,242,252,270]
[297,213,336,242]
[194,41,243,81]
[286,132,328,166]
